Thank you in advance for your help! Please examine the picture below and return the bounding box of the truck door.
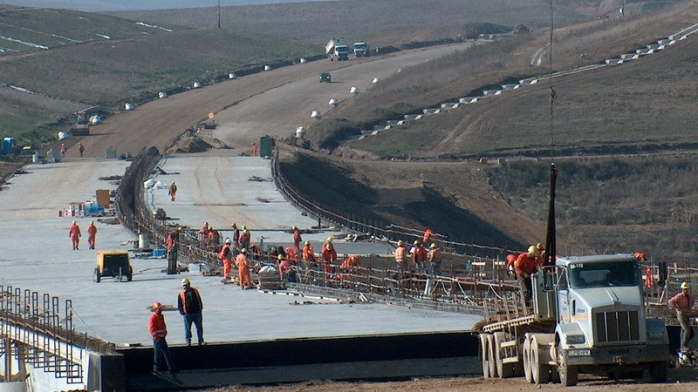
[556,267,573,324]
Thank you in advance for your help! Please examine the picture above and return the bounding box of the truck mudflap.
[564,343,670,367]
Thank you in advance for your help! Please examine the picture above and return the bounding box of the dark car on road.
[319,72,331,83]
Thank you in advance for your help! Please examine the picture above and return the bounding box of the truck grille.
[594,310,640,343]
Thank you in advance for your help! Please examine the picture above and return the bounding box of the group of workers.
[393,239,443,277]
[67,220,98,250]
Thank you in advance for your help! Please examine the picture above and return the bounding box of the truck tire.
[494,332,514,378]
[523,336,533,383]
[487,334,498,378]
[557,352,578,386]
[480,334,491,378]
[649,361,668,383]
[531,336,551,384]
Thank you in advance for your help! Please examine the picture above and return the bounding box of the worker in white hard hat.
[218,238,234,280]
[302,240,317,266]
[236,248,253,290]
[292,226,302,253]
[239,226,251,250]
[669,282,696,350]
[87,220,97,250]
[514,246,540,308]
[68,220,81,250]
[177,278,204,346]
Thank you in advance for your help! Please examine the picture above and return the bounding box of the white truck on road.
[326,38,349,61]
[353,41,370,57]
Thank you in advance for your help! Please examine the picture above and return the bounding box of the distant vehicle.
[319,72,331,83]
[94,251,133,282]
[353,41,370,57]
[325,38,349,61]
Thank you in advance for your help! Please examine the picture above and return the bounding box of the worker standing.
[302,240,317,266]
[198,222,208,247]
[428,243,442,276]
[422,229,432,244]
[60,143,66,158]
[669,282,696,350]
[177,279,204,346]
[278,254,296,282]
[321,238,337,275]
[292,226,302,253]
[78,142,85,158]
[235,248,254,290]
[239,226,251,250]
[412,240,427,274]
[148,302,176,374]
[285,246,297,264]
[166,227,182,275]
[230,223,240,248]
[514,246,540,308]
[87,221,97,250]
[168,181,177,202]
[252,142,258,156]
[68,220,81,250]
[394,240,407,274]
[219,239,234,281]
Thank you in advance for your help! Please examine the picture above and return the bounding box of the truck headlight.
[566,335,585,344]
[567,349,591,357]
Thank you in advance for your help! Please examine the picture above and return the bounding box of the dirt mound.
[164,130,215,154]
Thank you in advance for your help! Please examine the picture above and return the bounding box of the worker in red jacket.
[87,221,97,250]
[669,282,696,350]
[292,226,302,252]
[302,241,317,266]
[149,302,175,374]
[321,239,337,274]
[279,254,296,282]
[68,220,81,250]
[514,246,540,307]
[412,240,427,274]
[340,255,362,272]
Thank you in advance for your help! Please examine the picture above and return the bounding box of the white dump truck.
[326,38,349,61]
[476,253,670,386]
[353,41,370,57]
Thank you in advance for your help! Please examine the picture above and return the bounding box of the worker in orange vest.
[68,220,81,250]
[412,240,427,274]
[422,229,432,244]
[394,240,407,273]
[87,220,97,250]
[219,238,234,280]
[285,246,298,264]
[292,226,302,252]
[235,249,254,290]
[340,255,362,272]
[321,238,337,274]
[514,246,540,307]
[302,240,317,266]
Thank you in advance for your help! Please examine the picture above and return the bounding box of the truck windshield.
[336,46,349,53]
[568,261,638,288]
[355,43,367,50]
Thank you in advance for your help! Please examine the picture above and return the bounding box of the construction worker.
[394,240,407,273]
[177,278,204,346]
[207,226,221,252]
[278,254,296,282]
[669,282,696,350]
[514,246,539,308]
[60,143,66,158]
[149,302,176,374]
[219,238,234,281]
[412,240,427,274]
[285,246,297,264]
[505,254,517,277]
[302,240,317,266]
[166,227,182,275]
[422,228,432,244]
[230,223,240,247]
[428,243,442,276]
[168,181,177,202]
[321,239,337,275]
[252,142,258,156]
[239,226,251,250]
[87,220,97,250]
[236,248,254,290]
[292,226,302,253]
[68,220,81,250]
[198,222,208,246]
[340,255,361,272]
[535,242,546,267]
[77,142,85,158]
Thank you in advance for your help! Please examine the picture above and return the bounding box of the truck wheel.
[532,336,551,384]
[649,361,668,383]
[558,353,578,386]
[480,334,491,378]
[494,332,513,378]
[523,337,533,383]
[93,268,101,283]
[487,334,498,378]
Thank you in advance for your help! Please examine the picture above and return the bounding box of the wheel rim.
[523,337,533,383]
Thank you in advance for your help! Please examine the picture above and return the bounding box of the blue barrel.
[2,137,15,155]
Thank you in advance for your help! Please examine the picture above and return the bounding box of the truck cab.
[334,45,349,61]
[353,41,370,57]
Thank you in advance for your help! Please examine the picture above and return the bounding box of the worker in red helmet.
[149,302,176,374]
[68,220,81,250]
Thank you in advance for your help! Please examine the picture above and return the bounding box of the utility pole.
[217,0,221,29]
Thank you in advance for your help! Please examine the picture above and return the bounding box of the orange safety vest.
[395,246,406,263]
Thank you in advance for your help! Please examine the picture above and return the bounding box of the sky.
[0,0,344,12]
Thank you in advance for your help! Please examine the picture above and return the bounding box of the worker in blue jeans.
[177,278,205,346]
[148,302,176,374]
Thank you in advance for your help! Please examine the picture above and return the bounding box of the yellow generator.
[94,251,133,283]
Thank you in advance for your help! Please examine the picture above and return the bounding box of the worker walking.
[177,279,204,346]
[87,220,97,250]
[69,220,81,250]
[219,238,234,281]
[235,248,254,290]
[78,142,85,158]
[394,240,407,274]
[148,302,176,374]
[168,182,177,202]
[428,243,442,276]
[514,246,540,308]
[669,282,696,350]
[292,226,302,253]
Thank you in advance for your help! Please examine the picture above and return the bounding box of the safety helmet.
[72,220,76,224]
[305,240,310,245]
[152,302,162,310]
[292,226,297,230]
[242,226,247,230]
[243,229,248,233]
[181,278,190,286]
[90,221,94,225]
[536,243,543,249]
[177,226,183,232]
[327,237,333,243]
[528,245,538,256]
[240,248,247,253]
[397,240,404,246]
[414,240,420,245]
[278,254,284,260]
[225,238,232,244]
[430,243,437,249]
[681,282,689,290]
